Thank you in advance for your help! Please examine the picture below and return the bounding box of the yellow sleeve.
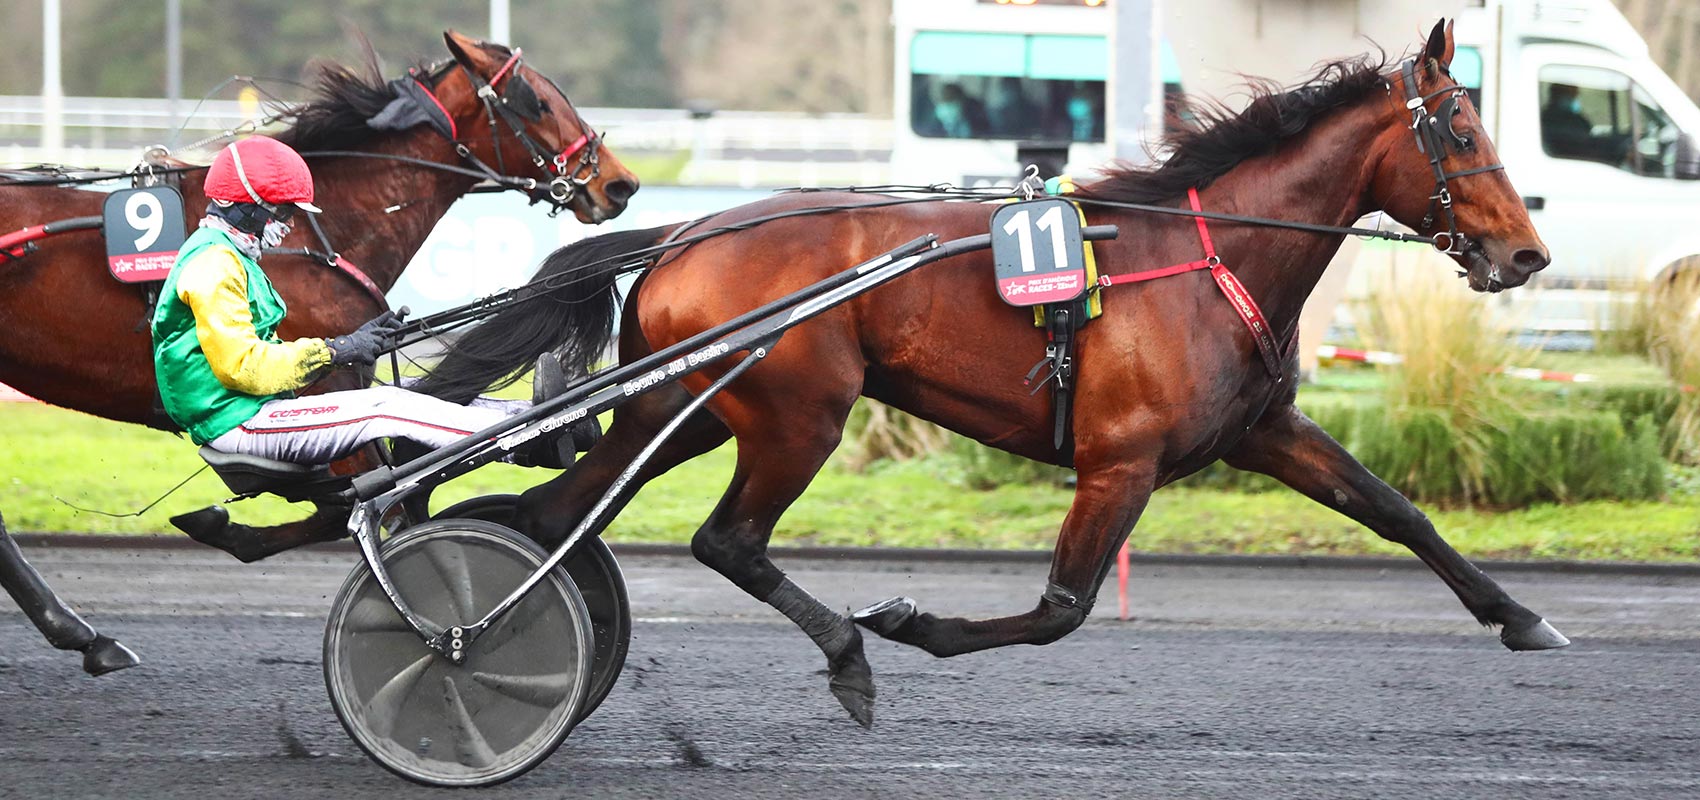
[175,248,333,396]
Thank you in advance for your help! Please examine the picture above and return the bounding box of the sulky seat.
[197,445,350,503]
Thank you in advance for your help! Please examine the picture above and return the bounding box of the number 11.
[1002,205,1071,273]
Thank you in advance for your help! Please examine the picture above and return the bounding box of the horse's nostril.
[1512,248,1549,272]
[605,178,638,206]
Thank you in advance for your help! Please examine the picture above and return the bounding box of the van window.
[1630,84,1685,179]
[1452,46,1485,108]
[1538,66,1634,168]
[1537,65,1696,179]
[907,31,1183,142]
[911,31,1107,141]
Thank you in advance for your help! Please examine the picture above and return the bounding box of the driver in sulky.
[151,135,592,468]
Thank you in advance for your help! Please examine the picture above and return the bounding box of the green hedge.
[1551,382,1685,455]
[1179,399,1665,507]
[859,385,1671,508]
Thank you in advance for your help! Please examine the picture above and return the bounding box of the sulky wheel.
[323,519,594,787]
[434,494,630,725]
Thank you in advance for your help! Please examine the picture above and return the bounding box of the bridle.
[1393,58,1505,258]
[413,49,604,215]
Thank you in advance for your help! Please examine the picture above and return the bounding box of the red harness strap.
[410,77,458,140]
[488,49,523,87]
[332,255,390,312]
[557,133,592,165]
[1096,188,1286,378]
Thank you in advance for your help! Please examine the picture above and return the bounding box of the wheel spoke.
[363,652,436,739]
[346,591,444,638]
[344,594,416,635]
[472,601,543,655]
[471,670,581,708]
[442,675,499,768]
[423,540,477,623]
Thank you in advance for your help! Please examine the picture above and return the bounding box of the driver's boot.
[0,518,140,675]
[514,353,602,469]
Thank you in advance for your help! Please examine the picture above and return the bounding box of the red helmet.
[204,135,321,213]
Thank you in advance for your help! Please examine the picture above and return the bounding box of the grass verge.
[1,402,1696,562]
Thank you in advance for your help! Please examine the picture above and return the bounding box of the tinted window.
[909,31,1126,142]
[1630,84,1684,178]
[911,74,1106,141]
[1453,46,1485,108]
[1538,66,1633,168]
[1538,65,1695,179]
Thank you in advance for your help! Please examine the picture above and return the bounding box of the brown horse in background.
[430,20,1566,727]
[0,31,638,674]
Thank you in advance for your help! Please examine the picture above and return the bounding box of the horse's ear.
[1424,19,1456,70]
[443,30,494,73]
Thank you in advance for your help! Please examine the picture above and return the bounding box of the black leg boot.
[534,352,602,453]
[0,517,140,675]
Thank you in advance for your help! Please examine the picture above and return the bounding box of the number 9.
[125,191,164,251]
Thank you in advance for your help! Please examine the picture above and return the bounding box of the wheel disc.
[324,520,593,787]
[434,494,630,723]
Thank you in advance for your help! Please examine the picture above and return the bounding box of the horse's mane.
[1078,53,1392,205]
[273,38,497,153]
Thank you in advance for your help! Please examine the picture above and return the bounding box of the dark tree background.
[0,0,892,112]
[0,1,1690,110]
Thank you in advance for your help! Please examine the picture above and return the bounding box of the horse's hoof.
[852,596,918,640]
[80,635,140,676]
[171,506,264,563]
[1501,618,1570,651]
[827,628,876,729]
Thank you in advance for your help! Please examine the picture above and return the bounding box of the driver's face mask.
[261,204,296,248]
[261,219,291,248]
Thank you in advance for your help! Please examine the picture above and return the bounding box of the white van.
[1441,0,1700,331]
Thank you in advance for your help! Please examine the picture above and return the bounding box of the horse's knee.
[1029,603,1089,645]
[691,528,753,571]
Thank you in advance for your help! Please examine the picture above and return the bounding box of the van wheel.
[1640,259,1700,359]
[1656,259,1700,321]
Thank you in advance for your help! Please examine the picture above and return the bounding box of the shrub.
[951,437,1073,490]
[1178,257,1670,507]
[842,399,954,471]
[1592,276,1656,356]
[1356,258,1532,503]
[842,399,1073,488]
[1180,399,1665,506]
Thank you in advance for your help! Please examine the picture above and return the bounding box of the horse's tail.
[413,225,671,404]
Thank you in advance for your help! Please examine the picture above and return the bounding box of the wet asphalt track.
[2,543,1699,799]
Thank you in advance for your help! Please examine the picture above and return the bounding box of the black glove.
[326,310,406,366]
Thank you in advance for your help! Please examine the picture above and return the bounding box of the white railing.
[0,95,893,166]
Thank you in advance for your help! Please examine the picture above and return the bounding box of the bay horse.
[424,20,1567,727]
[0,31,638,674]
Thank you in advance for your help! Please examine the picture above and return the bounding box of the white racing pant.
[206,386,530,465]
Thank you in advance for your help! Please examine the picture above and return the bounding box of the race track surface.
[3,545,1698,799]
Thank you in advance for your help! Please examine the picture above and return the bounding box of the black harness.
[1024,299,1086,462]
[1396,58,1506,259]
[459,51,605,214]
[370,51,605,216]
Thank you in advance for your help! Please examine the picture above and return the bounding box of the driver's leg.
[206,386,510,465]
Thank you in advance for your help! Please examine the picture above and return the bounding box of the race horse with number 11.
[418,21,1567,726]
[0,31,638,674]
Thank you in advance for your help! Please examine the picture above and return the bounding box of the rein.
[390,194,972,348]
[397,61,1500,375]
